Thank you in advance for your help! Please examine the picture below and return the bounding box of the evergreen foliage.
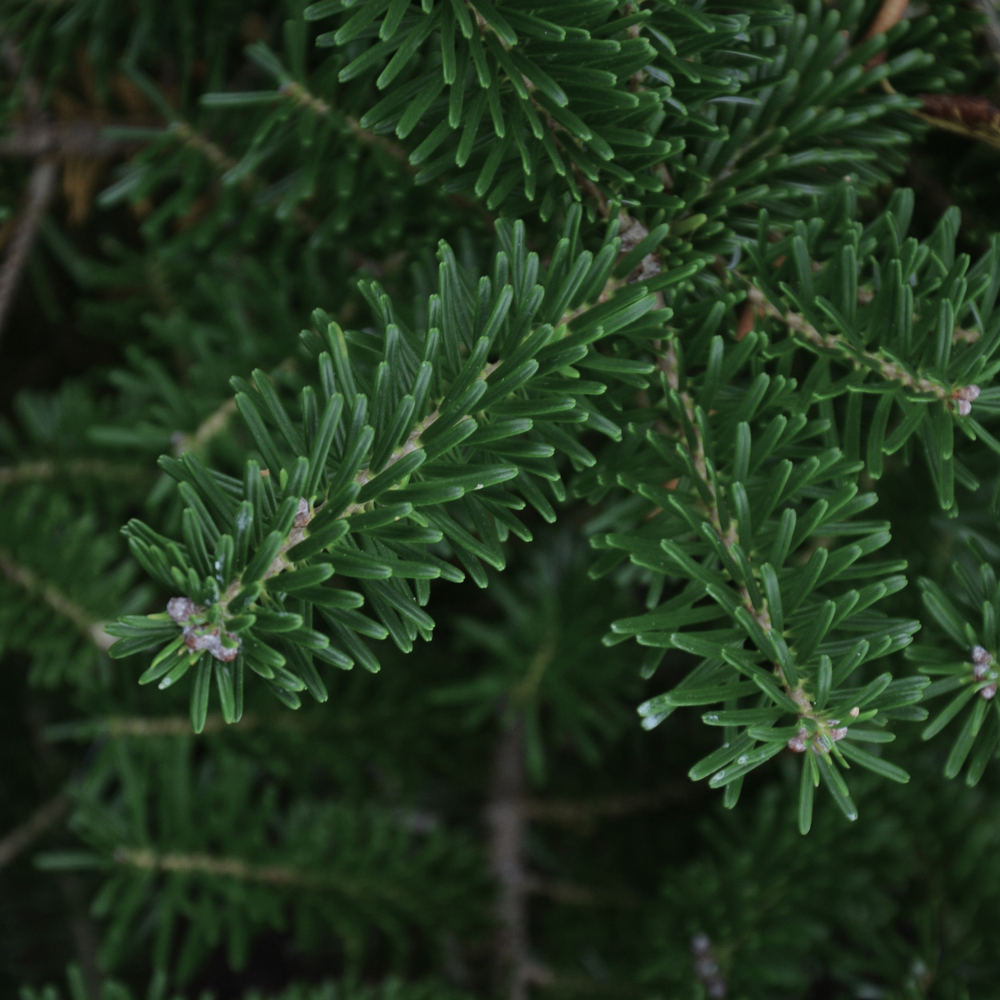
[3,0,1000,996]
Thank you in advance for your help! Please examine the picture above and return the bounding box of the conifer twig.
[0,793,71,872]
[744,284,982,414]
[279,81,411,165]
[655,341,851,752]
[115,847,307,885]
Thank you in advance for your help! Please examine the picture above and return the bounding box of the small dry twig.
[0,157,58,343]
[863,0,910,39]
[0,793,71,871]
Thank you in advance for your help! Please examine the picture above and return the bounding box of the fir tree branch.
[198,354,508,618]
[0,793,70,872]
[0,551,115,651]
[168,121,237,172]
[744,284,982,415]
[279,81,410,165]
[654,341,858,756]
[656,345,737,551]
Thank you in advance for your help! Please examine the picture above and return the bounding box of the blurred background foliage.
[2,0,1000,998]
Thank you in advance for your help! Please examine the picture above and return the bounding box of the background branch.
[0,157,58,344]
[0,793,70,872]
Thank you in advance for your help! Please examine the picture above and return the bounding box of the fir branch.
[656,344,737,552]
[339,357,503,516]
[167,120,236,172]
[744,285,982,416]
[279,80,410,165]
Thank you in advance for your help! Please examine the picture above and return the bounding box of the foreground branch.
[744,284,981,414]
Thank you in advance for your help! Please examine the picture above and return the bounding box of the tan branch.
[115,846,305,885]
[168,120,237,172]
[863,0,911,39]
[745,285,980,414]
